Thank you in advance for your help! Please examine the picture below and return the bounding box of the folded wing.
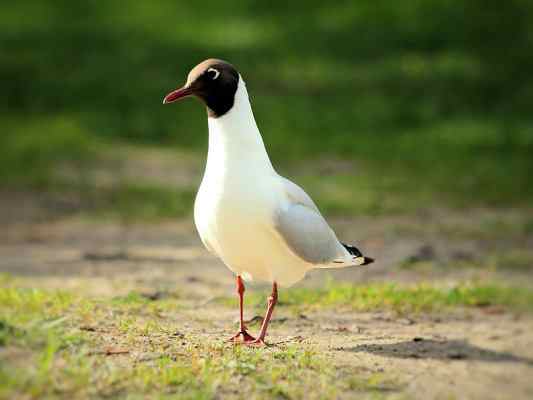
[274,177,351,265]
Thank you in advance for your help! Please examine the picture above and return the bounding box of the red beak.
[162,86,193,104]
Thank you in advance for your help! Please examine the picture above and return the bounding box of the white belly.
[194,173,310,287]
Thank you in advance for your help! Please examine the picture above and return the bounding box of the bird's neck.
[206,78,274,175]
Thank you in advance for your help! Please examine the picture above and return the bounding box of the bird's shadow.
[338,339,533,365]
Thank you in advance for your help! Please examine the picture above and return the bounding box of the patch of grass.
[0,282,404,399]
[2,1,533,218]
[89,183,196,220]
[0,286,75,326]
[348,372,402,394]
[0,284,91,398]
[0,116,197,220]
[221,282,533,314]
[291,118,533,215]
[0,116,97,187]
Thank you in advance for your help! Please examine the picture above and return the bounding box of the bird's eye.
[207,68,220,80]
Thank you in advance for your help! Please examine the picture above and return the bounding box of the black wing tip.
[342,243,374,266]
[342,243,363,258]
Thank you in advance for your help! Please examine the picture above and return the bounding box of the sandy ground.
[1,207,533,399]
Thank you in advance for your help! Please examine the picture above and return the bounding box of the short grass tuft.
[221,282,533,314]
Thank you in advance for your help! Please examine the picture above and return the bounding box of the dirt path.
[2,207,532,287]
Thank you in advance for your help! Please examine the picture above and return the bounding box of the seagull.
[163,59,373,346]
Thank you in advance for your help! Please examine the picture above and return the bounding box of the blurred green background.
[2,0,532,219]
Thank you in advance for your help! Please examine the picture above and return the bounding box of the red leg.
[228,276,256,343]
[247,282,278,346]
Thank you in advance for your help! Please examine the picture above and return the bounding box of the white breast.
[193,78,311,286]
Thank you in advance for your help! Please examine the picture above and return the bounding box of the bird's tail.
[318,243,374,269]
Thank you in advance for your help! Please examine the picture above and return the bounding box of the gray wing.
[274,177,347,264]
[281,176,320,212]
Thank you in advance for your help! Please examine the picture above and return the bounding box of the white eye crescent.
[207,67,220,80]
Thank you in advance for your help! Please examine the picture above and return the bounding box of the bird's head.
[163,59,239,118]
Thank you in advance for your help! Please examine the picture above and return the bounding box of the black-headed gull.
[163,59,373,345]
